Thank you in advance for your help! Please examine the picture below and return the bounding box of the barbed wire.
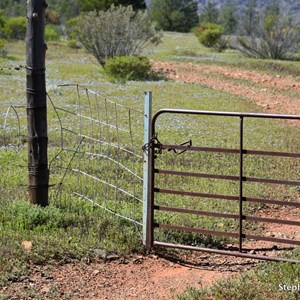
[0,65,26,71]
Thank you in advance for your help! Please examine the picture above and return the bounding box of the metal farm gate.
[142,102,300,263]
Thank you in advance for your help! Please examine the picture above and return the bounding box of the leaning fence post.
[26,0,49,206]
[143,91,152,249]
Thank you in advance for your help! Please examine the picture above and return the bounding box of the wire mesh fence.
[0,84,145,230]
[48,84,144,226]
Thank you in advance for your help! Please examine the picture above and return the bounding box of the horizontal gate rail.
[153,242,300,264]
[154,205,300,227]
[159,144,300,158]
[155,223,300,246]
[155,169,300,186]
[154,188,300,208]
[146,109,300,263]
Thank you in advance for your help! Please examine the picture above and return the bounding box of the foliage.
[65,16,80,39]
[195,22,223,48]
[149,0,199,33]
[76,5,161,67]
[45,24,60,41]
[45,9,61,25]
[48,0,80,22]
[80,0,146,12]
[199,0,219,24]
[5,16,26,40]
[213,36,229,52]
[0,38,6,56]
[264,0,280,19]
[0,1,25,17]
[0,1,145,22]
[103,55,152,81]
[67,39,81,49]
[0,200,142,285]
[236,14,300,60]
[242,0,259,36]
[219,0,238,35]
[0,15,7,38]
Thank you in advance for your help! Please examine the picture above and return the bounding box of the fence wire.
[0,84,145,230]
[47,84,144,228]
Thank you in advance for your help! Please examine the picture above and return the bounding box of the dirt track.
[153,61,300,115]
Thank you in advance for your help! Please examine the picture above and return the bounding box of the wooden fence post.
[26,0,49,206]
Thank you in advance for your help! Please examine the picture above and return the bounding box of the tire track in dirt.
[153,61,300,116]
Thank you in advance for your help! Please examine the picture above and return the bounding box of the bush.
[45,24,60,41]
[195,23,223,48]
[67,39,81,49]
[65,16,80,40]
[103,56,152,81]
[0,38,6,56]
[213,36,229,52]
[5,16,26,40]
[236,15,300,60]
[0,15,7,39]
[76,5,162,67]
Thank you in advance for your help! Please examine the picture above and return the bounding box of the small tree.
[76,5,161,67]
[150,0,199,33]
[242,0,259,36]
[199,0,219,24]
[219,0,238,35]
[236,14,300,60]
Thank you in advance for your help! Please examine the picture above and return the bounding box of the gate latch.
[168,140,192,155]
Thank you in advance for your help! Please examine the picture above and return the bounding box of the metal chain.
[142,134,163,155]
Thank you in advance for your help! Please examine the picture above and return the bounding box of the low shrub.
[103,55,152,81]
[194,22,223,48]
[0,38,6,56]
[45,24,60,41]
[213,36,229,52]
[5,17,26,40]
[67,39,81,49]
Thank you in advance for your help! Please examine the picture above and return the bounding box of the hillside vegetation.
[198,0,300,23]
[1,0,300,23]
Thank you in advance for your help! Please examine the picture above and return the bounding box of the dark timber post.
[26,0,49,206]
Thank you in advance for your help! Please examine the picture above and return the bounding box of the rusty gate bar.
[147,109,300,263]
[239,116,244,252]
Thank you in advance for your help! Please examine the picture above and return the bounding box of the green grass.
[152,32,300,77]
[177,249,300,300]
[0,199,142,286]
[0,33,300,294]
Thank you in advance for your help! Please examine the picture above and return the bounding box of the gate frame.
[143,108,300,264]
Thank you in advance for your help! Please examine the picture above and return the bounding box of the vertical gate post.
[26,0,49,206]
[143,91,152,249]
[239,116,244,251]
